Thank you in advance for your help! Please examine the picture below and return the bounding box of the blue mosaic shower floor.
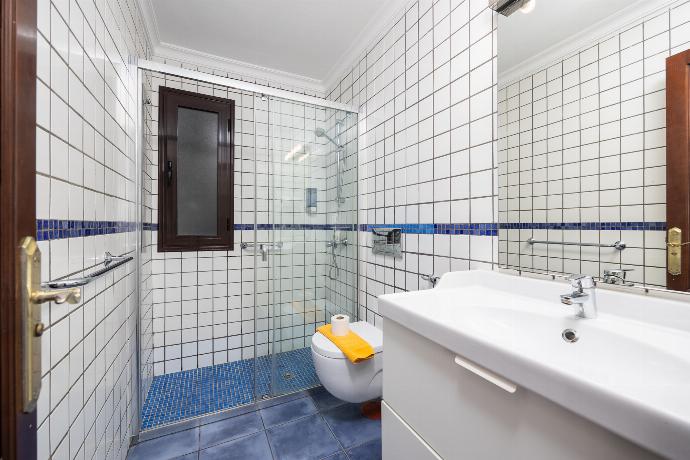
[141,347,320,429]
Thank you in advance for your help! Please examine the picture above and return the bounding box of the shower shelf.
[42,252,134,289]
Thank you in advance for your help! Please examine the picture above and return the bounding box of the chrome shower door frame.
[132,57,359,438]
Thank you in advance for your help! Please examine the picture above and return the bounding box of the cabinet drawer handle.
[454,355,517,394]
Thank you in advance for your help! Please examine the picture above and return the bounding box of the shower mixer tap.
[327,235,348,280]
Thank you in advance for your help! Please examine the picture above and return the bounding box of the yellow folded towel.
[317,324,375,364]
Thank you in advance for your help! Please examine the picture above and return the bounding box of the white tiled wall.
[497,0,690,287]
[141,67,359,376]
[328,0,499,326]
[35,0,149,458]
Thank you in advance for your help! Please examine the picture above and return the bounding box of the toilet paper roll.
[331,314,350,336]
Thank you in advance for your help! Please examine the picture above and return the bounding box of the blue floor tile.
[308,387,347,411]
[128,428,199,460]
[266,414,342,460]
[199,432,273,460]
[172,453,198,460]
[200,411,264,448]
[260,396,317,427]
[142,347,320,429]
[321,404,381,449]
[132,383,383,460]
[347,438,382,460]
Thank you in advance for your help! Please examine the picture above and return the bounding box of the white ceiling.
[144,0,405,90]
[498,0,642,79]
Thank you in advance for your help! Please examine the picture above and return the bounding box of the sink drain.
[562,328,579,343]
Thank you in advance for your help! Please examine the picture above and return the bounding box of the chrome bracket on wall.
[372,228,402,258]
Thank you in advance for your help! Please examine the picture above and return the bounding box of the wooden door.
[666,49,690,291]
[0,0,38,458]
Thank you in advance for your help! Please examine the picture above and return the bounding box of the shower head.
[315,128,342,148]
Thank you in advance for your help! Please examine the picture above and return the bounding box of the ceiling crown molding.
[154,42,326,95]
[135,0,325,94]
[135,0,407,97]
[135,0,160,54]
[499,0,680,87]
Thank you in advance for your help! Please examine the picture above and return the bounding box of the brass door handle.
[668,227,686,276]
[19,236,82,413]
[31,287,81,304]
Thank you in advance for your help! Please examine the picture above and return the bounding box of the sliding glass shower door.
[137,64,359,431]
[260,97,358,399]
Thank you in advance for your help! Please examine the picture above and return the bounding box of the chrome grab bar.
[42,251,134,289]
[527,237,626,251]
[240,242,283,261]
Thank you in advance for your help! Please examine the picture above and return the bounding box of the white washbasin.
[379,270,690,460]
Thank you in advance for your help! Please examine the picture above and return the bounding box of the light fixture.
[285,144,303,161]
[519,0,536,14]
[488,0,535,16]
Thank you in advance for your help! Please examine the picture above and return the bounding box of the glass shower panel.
[323,109,358,323]
[261,97,358,398]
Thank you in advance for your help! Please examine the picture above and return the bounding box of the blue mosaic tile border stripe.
[143,222,496,236]
[499,222,667,231]
[37,221,361,240]
[36,219,137,241]
[142,223,358,232]
[140,347,320,430]
[358,223,499,236]
[41,220,661,241]
[255,223,357,231]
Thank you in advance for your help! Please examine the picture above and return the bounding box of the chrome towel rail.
[240,242,283,261]
[239,242,284,250]
[42,251,134,289]
[526,237,626,250]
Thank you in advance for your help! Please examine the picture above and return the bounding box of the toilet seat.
[312,321,383,359]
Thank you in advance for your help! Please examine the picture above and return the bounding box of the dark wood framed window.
[158,87,235,251]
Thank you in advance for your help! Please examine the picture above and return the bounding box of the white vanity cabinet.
[382,318,662,460]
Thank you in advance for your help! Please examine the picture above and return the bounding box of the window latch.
[166,160,173,185]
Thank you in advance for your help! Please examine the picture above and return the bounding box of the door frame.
[666,49,690,291]
[0,0,37,458]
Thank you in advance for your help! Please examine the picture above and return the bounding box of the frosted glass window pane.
[177,107,218,236]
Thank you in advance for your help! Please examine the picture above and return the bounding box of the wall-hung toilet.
[311,321,383,403]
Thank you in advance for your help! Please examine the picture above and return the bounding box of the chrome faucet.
[560,274,597,319]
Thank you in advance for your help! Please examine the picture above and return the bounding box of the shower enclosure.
[136,61,358,431]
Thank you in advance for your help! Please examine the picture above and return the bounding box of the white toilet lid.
[312,321,383,359]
